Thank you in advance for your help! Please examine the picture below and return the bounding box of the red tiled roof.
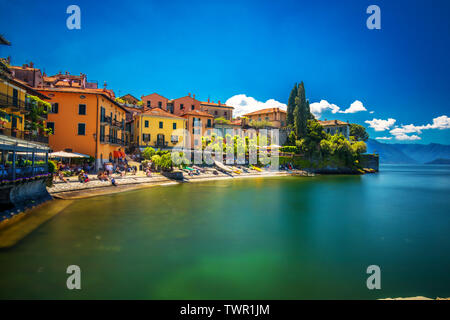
[180,109,214,118]
[142,107,185,119]
[200,101,234,109]
[141,92,168,100]
[38,87,126,112]
[318,120,348,126]
[243,107,286,116]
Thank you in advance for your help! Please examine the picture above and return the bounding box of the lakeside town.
[0,34,378,227]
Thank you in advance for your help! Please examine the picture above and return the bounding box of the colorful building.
[171,93,202,116]
[38,87,128,169]
[180,109,214,149]
[200,99,234,120]
[242,107,287,128]
[132,107,186,150]
[318,120,350,139]
[1,58,50,144]
[141,93,169,110]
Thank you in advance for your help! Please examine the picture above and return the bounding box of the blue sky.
[0,0,449,144]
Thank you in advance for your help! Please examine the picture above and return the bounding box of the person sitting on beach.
[78,171,89,183]
[78,172,85,183]
[58,171,69,183]
[110,176,117,186]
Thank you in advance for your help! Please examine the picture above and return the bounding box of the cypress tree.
[286,83,297,126]
[295,82,307,137]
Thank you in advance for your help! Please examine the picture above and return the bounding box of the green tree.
[142,147,156,160]
[293,82,314,138]
[349,123,369,141]
[286,83,297,126]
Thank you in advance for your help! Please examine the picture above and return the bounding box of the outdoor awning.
[49,151,90,158]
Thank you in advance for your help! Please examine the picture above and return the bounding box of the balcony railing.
[100,116,124,129]
[106,135,125,146]
[0,127,49,144]
[0,165,48,181]
[0,91,31,111]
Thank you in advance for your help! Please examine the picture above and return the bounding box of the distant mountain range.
[366,139,450,164]
[425,158,450,164]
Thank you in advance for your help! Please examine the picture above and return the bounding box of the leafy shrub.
[142,147,156,160]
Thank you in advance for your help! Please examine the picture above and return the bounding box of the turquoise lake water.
[0,164,449,299]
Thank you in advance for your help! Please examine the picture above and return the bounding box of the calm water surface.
[0,164,449,299]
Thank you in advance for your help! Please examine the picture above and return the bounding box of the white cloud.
[365,118,396,131]
[341,100,367,113]
[428,115,450,129]
[309,99,369,118]
[309,100,340,118]
[393,134,421,141]
[225,94,287,117]
[375,136,392,140]
[388,115,450,140]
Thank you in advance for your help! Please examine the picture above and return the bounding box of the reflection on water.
[0,165,449,299]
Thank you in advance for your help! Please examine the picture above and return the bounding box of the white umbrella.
[49,151,87,158]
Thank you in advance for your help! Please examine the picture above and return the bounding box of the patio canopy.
[49,151,90,158]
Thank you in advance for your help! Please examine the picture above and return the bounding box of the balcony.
[106,135,125,146]
[100,116,124,129]
[0,91,31,111]
[0,127,49,145]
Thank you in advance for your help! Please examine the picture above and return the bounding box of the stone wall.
[0,177,51,212]
[360,154,379,172]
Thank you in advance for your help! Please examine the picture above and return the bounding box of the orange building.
[38,87,127,169]
[200,99,234,120]
[180,109,214,149]
[242,107,287,128]
[171,93,201,115]
[141,93,169,110]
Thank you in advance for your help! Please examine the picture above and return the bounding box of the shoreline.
[50,170,295,200]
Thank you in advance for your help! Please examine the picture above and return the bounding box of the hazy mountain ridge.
[366,139,450,164]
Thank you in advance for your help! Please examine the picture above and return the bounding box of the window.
[51,103,59,113]
[173,123,177,130]
[158,101,162,108]
[265,117,269,121]
[46,122,55,134]
[191,104,195,110]
[207,119,212,127]
[171,135,179,143]
[12,89,18,106]
[214,110,218,115]
[159,121,163,129]
[78,123,86,135]
[145,120,149,128]
[100,107,105,122]
[142,133,151,142]
[78,104,86,115]
[180,104,184,110]
[100,125,105,142]
[147,101,151,108]
[224,111,227,116]
[194,139,199,146]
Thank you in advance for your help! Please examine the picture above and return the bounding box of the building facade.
[133,107,186,150]
[242,107,287,128]
[200,99,233,121]
[318,120,350,139]
[141,93,169,110]
[180,109,214,149]
[38,88,127,169]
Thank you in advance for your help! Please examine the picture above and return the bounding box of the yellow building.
[0,76,50,144]
[133,107,186,150]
